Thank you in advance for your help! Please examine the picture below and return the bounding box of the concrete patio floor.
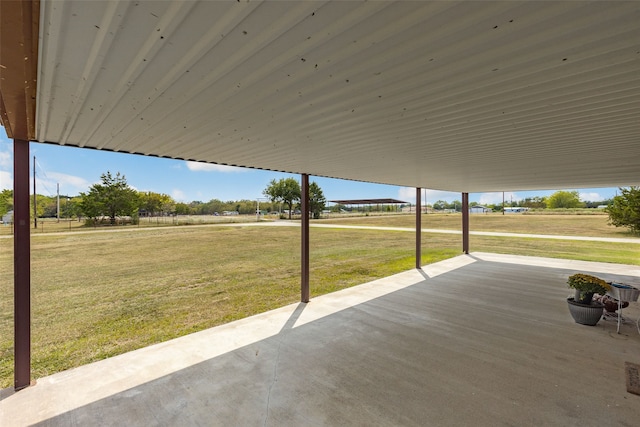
[2,253,640,426]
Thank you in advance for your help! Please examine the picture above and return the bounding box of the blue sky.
[0,131,618,206]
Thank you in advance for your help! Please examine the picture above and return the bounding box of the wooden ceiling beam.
[0,0,39,140]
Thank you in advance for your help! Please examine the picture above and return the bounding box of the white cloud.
[0,150,11,168]
[0,170,11,191]
[172,189,187,202]
[28,172,91,197]
[37,172,92,196]
[477,192,518,205]
[397,187,416,203]
[0,147,12,190]
[48,172,91,190]
[398,188,460,204]
[186,161,244,173]
[424,189,459,203]
[579,192,602,202]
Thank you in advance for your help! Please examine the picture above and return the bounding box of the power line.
[33,158,56,197]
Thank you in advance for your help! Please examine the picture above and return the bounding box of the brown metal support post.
[14,139,31,390]
[462,192,469,254]
[416,187,422,269]
[301,174,310,303]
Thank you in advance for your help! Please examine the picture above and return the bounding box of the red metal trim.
[13,139,31,390]
[416,188,422,269]
[462,192,469,254]
[301,174,310,303]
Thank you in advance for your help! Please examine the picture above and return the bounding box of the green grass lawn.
[1,213,638,388]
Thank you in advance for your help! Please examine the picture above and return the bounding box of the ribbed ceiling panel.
[35,1,640,192]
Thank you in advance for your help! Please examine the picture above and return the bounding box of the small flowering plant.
[567,273,611,294]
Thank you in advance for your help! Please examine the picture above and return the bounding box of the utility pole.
[424,188,427,214]
[33,156,37,229]
[56,183,60,223]
[256,197,268,221]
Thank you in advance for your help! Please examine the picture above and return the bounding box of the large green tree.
[174,202,191,215]
[79,171,140,224]
[521,196,547,209]
[39,195,58,218]
[0,189,13,217]
[60,196,81,219]
[309,181,326,219]
[606,187,640,234]
[139,191,175,217]
[546,190,583,209]
[263,178,301,219]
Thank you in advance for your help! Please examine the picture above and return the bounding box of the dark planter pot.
[574,290,594,305]
[567,297,604,326]
[603,298,629,313]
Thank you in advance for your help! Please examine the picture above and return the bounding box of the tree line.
[77,172,323,225]
[0,172,328,225]
[2,174,639,234]
[435,190,613,212]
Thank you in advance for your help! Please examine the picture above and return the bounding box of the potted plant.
[567,273,611,304]
[566,273,611,326]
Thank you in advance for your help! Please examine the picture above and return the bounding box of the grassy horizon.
[1,213,639,388]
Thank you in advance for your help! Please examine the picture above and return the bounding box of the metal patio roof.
[1,0,639,192]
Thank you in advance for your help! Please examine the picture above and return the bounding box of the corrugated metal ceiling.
[34,0,640,192]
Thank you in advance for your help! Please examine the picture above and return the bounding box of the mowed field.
[1,213,639,388]
[322,211,630,237]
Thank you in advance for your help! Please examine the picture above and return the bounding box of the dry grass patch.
[0,225,459,387]
[322,212,631,238]
[2,214,639,388]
